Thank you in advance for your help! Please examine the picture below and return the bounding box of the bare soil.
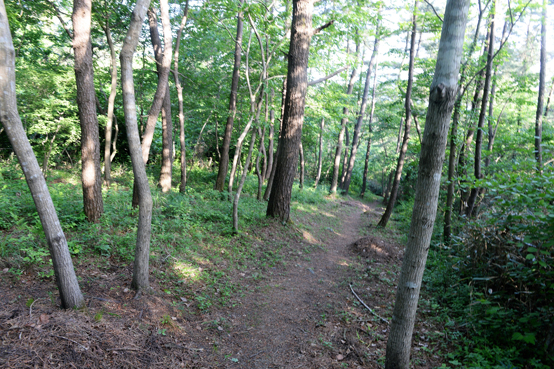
[0,198,445,368]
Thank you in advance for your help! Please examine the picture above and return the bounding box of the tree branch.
[423,0,443,23]
[308,66,348,86]
[312,20,334,36]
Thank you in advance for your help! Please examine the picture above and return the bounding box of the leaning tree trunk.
[215,0,244,191]
[466,5,495,217]
[385,0,469,366]
[102,21,118,186]
[120,0,154,292]
[360,60,379,198]
[534,0,547,173]
[73,0,104,223]
[314,118,325,188]
[330,42,361,194]
[267,0,332,221]
[343,24,380,194]
[0,0,84,309]
[378,0,418,228]
[147,8,174,193]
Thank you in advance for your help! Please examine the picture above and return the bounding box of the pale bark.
[120,0,153,292]
[299,141,305,189]
[265,88,275,180]
[233,129,257,232]
[73,0,104,223]
[314,118,325,188]
[102,22,117,185]
[534,0,546,172]
[0,0,84,308]
[385,0,469,366]
[361,61,379,198]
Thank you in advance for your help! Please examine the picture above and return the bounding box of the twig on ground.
[107,347,142,352]
[50,334,89,350]
[29,298,42,319]
[349,284,389,325]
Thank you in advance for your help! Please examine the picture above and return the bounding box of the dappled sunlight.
[301,229,318,244]
[171,260,203,282]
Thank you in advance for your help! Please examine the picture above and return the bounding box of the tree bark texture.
[267,0,317,221]
[378,1,418,228]
[120,0,153,292]
[534,0,546,172]
[147,8,173,192]
[384,0,469,366]
[73,0,104,223]
[215,0,244,191]
[0,0,85,309]
[299,141,305,189]
[343,26,380,194]
[314,118,325,188]
[265,88,275,179]
[102,21,117,185]
[330,42,360,193]
[361,61,379,198]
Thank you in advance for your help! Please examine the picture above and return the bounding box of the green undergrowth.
[0,161,338,312]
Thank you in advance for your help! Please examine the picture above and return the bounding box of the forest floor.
[0,195,447,368]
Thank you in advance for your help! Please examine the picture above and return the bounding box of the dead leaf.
[39,314,49,324]
[336,354,344,361]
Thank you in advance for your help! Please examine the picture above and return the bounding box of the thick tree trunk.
[173,0,189,192]
[299,141,305,189]
[120,0,153,292]
[314,118,325,188]
[466,6,495,217]
[361,62,379,198]
[385,0,469,366]
[343,26,380,194]
[534,0,546,172]
[330,42,361,193]
[102,22,117,186]
[267,0,329,221]
[147,8,173,192]
[0,1,84,309]
[73,0,103,223]
[378,1,418,228]
[215,0,244,191]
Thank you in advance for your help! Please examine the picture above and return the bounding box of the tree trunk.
[173,0,189,193]
[147,8,173,192]
[265,88,275,180]
[73,0,104,223]
[534,0,546,173]
[215,0,244,191]
[343,24,380,194]
[120,0,154,292]
[256,127,264,200]
[233,129,257,232]
[299,141,305,189]
[314,117,325,188]
[545,76,554,117]
[42,125,61,176]
[385,0,469,365]
[378,0,418,228]
[466,5,495,217]
[339,123,350,190]
[0,1,84,309]
[330,42,361,194]
[267,0,328,221]
[102,21,117,186]
[361,61,379,198]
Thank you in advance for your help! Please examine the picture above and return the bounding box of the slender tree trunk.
[361,61,379,198]
[120,0,153,292]
[378,0,418,228]
[534,0,547,173]
[102,22,117,186]
[256,127,264,200]
[484,65,498,169]
[215,0,244,191]
[73,0,104,223]
[385,0,469,366]
[265,88,275,179]
[0,0,84,309]
[314,118,325,188]
[147,8,173,192]
[263,79,286,201]
[466,5,495,217]
[233,129,257,232]
[343,24,380,194]
[267,0,331,221]
[42,125,61,175]
[339,125,350,190]
[173,0,189,192]
[299,141,305,189]
[545,76,554,117]
[330,42,361,193]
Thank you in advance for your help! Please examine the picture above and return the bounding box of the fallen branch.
[349,284,389,325]
[107,347,142,352]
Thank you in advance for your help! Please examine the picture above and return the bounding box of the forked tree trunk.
[378,0,418,228]
[148,8,173,193]
[534,0,546,173]
[314,118,325,188]
[102,21,117,185]
[385,0,469,366]
[360,61,379,198]
[330,42,361,194]
[0,1,84,309]
[215,0,244,191]
[343,24,380,194]
[120,0,153,292]
[73,0,104,223]
[267,0,332,221]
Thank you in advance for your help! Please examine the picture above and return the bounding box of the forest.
[0,0,553,367]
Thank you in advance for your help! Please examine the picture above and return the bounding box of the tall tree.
[360,60,379,198]
[313,117,325,188]
[215,0,244,192]
[384,0,470,366]
[534,0,547,173]
[120,0,153,292]
[72,0,104,222]
[266,0,332,221]
[378,0,418,228]
[0,0,84,309]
